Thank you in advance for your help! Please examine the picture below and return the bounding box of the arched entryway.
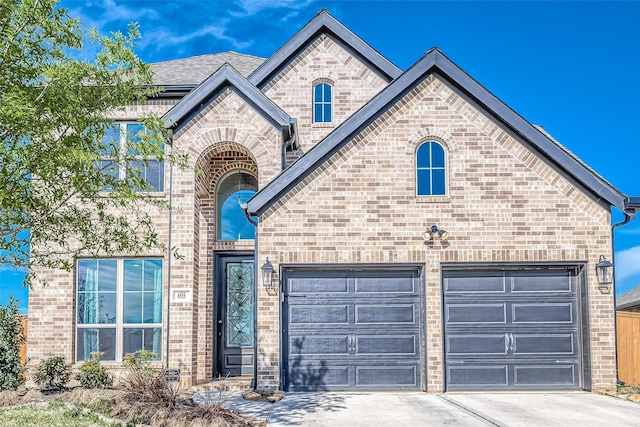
[194,142,259,378]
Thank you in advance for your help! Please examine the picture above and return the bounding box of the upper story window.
[217,171,258,240]
[416,141,446,196]
[99,123,164,192]
[76,258,163,362]
[313,82,332,123]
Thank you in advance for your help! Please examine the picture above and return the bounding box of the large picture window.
[416,141,446,196]
[76,259,163,362]
[99,123,164,192]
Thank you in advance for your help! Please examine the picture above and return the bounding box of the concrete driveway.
[215,391,640,426]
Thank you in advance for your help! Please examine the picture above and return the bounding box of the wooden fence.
[617,311,640,385]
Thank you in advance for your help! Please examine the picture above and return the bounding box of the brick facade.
[27,12,620,395]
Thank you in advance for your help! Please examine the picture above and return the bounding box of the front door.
[216,254,255,376]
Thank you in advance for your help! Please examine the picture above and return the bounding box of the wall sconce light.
[422,225,449,241]
[595,255,613,291]
[261,257,274,289]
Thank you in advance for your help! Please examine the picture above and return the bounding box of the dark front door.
[216,255,255,376]
[283,267,423,391]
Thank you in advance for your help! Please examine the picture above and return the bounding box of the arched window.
[416,141,446,196]
[217,171,258,240]
[313,82,332,123]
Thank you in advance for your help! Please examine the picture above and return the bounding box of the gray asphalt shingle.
[150,51,265,86]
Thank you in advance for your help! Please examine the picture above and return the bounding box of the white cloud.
[139,21,252,53]
[615,245,640,282]
[232,0,315,17]
[0,263,26,274]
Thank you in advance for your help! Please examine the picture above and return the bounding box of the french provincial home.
[28,10,638,393]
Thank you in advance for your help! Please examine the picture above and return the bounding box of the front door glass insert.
[226,262,254,347]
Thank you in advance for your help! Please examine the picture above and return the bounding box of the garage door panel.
[512,303,574,324]
[289,304,349,325]
[446,304,506,324]
[355,365,418,387]
[288,276,348,295]
[514,364,577,386]
[356,335,417,356]
[447,365,509,387]
[447,334,508,356]
[355,275,415,294]
[513,334,575,355]
[444,272,505,293]
[289,335,350,355]
[512,271,574,293]
[355,304,417,325]
[289,363,349,391]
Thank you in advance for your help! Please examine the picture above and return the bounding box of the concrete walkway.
[195,391,640,426]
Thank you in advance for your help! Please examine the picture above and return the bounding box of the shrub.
[33,355,71,390]
[76,352,112,389]
[0,297,26,390]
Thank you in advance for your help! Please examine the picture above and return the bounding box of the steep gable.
[247,48,627,216]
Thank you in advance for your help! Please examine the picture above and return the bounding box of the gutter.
[612,195,640,383]
[239,201,258,389]
[281,119,298,171]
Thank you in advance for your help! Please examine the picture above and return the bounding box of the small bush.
[76,352,112,389]
[0,297,26,390]
[33,355,71,390]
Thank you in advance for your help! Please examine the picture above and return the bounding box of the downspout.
[611,211,631,383]
[281,119,297,171]
[240,203,258,389]
[165,135,175,370]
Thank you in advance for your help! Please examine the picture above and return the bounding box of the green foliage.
[0,297,25,390]
[76,351,112,389]
[33,355,71,390]
[0,0,189,284]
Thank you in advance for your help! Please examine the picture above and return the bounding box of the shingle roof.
[247,48,628,216]
[150,51,265,86]
[617,285,640,309]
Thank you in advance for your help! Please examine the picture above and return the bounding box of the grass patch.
[0,400,121,427]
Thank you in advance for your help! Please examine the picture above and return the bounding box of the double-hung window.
[76,258,163,362]
[99,123,165,192]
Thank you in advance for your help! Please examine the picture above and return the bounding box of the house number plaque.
[172,289,192,304]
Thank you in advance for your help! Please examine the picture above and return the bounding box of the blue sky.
[2,0,639,312]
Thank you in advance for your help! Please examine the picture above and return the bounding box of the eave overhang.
[248,9,402,88]
[247,48,627,216]
[162,63,292,139]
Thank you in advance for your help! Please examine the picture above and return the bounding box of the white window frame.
[313,82,333,123]
[416,140,447,197]
[75,258,163,363]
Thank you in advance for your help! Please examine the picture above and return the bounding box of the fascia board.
[248,11,401,88]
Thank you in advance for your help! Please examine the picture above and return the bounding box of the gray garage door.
[283,268,422,391]
[443,269,582,391]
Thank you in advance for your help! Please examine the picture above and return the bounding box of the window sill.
[312,122,335,128]
[416,196,451,203]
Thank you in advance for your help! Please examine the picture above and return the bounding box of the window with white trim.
[76,259,163,361]
[313,82,332,123]
[99,123,164,192]
[416,141,446,196]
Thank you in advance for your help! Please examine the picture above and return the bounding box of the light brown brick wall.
[262,34,390,153]
[255,75,616,393]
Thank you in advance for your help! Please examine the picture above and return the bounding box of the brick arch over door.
[193,141,259,381]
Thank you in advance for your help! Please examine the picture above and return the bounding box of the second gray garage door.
[283,268,422,391]
[443,268,584,391]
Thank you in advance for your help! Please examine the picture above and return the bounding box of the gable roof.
[162,63,292,138]
[617,285,640,310]
[247,48,628,216]
[248,9,402,88]
[151,52,265,86]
